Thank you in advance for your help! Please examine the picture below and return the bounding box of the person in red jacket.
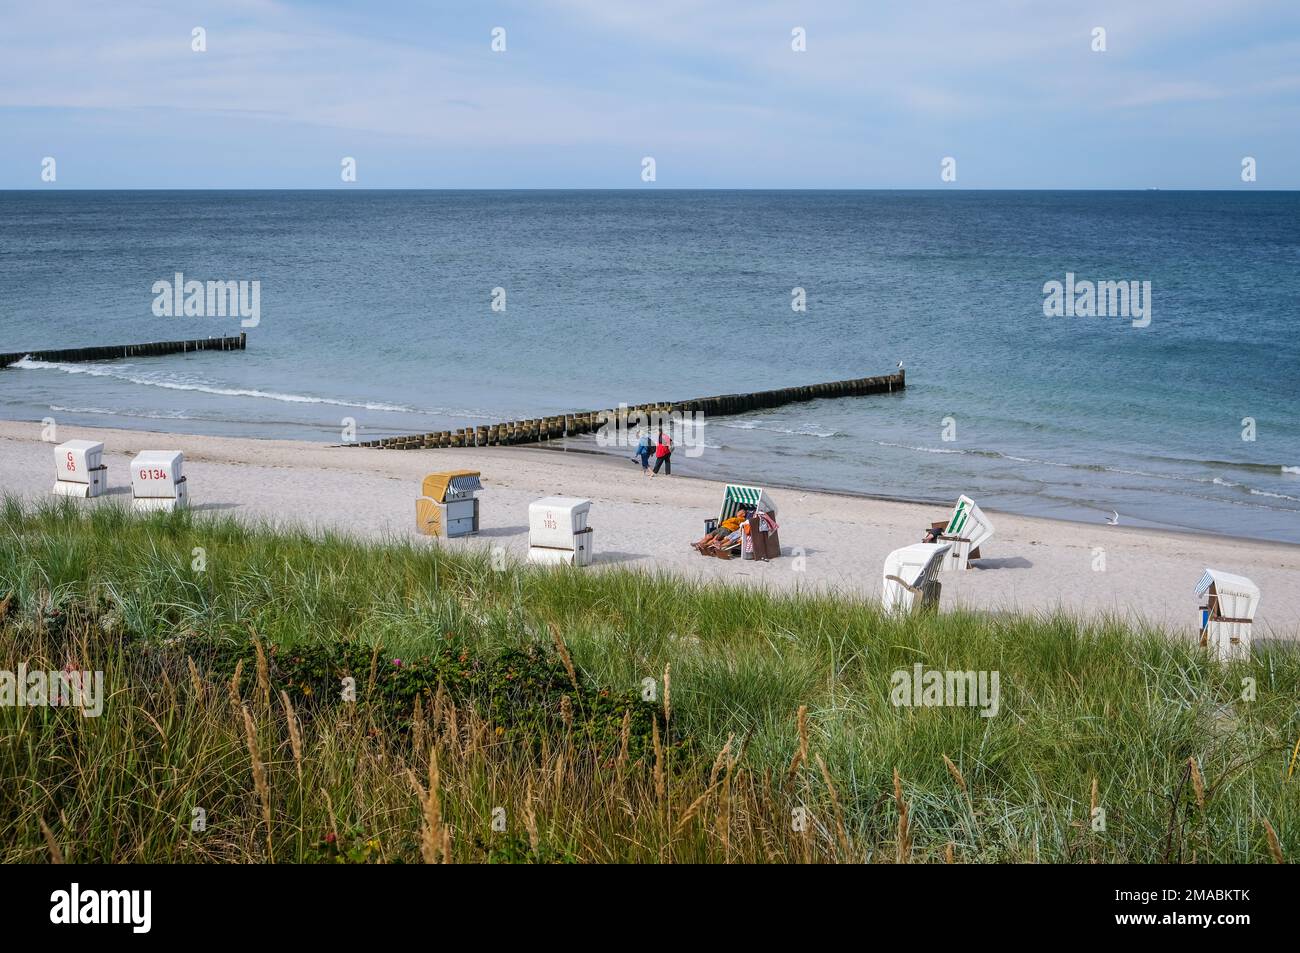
[651,426,673,476]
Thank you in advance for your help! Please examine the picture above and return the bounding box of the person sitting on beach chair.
[703,526,746,558]
[692,507,753,555]
[921,521,981,559]
[922,495,992,569]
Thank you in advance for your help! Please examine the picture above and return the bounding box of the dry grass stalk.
[943,754,967,793]
[524,780,539,855]
[157,665,176,709]
[241,704,274,861]
[430,682,446,732]
[893,767,911,864]
[411,698,426,754]
[709,734,734,788]
[280,690,304,784]
[816,754,851,861]
[797,704,809,763]
[548,622,579,691]
[786,705,809,786]
[785,748,804,787]
[253,632,271,709]
[716,759,733,856]
[420,748,446,863]
[662,662,672,725]
[553,751,566,800]
[945,841,955,864]
[39,816,64,864]
[463,707,480,758]
[1189,757,1205,809]
[1261,818,1283,863]
[227,658,244,709]
[756,805,780,864]
[673,781,719,836]
[652,720,666,802]
[186,656,204,699]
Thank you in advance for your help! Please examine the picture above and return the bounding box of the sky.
[1,0,1297,189]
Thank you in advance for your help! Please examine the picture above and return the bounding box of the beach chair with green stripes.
[931,495,994,571]
[719,484,777,523]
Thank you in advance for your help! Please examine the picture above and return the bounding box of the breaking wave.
[14,358,420,414]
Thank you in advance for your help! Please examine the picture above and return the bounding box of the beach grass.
[1,495,1295,863]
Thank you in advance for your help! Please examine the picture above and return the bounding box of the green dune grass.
[0,496,1295,863]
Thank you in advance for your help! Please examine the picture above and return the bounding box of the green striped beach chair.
[932,495,994,571]
[719,484,777,522]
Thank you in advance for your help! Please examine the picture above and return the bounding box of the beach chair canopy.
[884,543,951,591]
[1195,569,1260,622]
[528,496,592,549]
[421,470,482,502]
[720,484,777,521]
[55,440,105,480]
[943,495,994,549]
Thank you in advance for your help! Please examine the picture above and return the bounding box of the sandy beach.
[2,419,1297,637]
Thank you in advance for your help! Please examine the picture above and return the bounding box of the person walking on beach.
[652,426,673,476]
[633,430,653,475]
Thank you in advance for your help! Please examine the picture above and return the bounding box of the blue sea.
[2,190,1298,543]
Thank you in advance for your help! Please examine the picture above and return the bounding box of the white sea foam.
[49,404,194,421]
[1250,488,1300,502]
[877,442,965,455]
[15,358,418,413]
[715,420,838,438]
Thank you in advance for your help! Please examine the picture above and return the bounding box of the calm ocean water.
[2,190,1298,542]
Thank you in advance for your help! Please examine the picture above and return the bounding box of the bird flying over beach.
[1105,511,1120,525]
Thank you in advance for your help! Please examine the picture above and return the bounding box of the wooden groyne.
[353,368,905,450]
[0,332,247,369]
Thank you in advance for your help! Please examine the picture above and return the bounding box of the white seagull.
[1105,510,1120,525]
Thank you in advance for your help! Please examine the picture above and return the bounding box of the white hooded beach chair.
[1195,569,1259,663]
[882,543,951,614]
[130,450,188,513]
[931,495,994,571]
[527,497,594,567]
[52,439,108,498]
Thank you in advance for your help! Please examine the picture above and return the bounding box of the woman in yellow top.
[692,507,752,555]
